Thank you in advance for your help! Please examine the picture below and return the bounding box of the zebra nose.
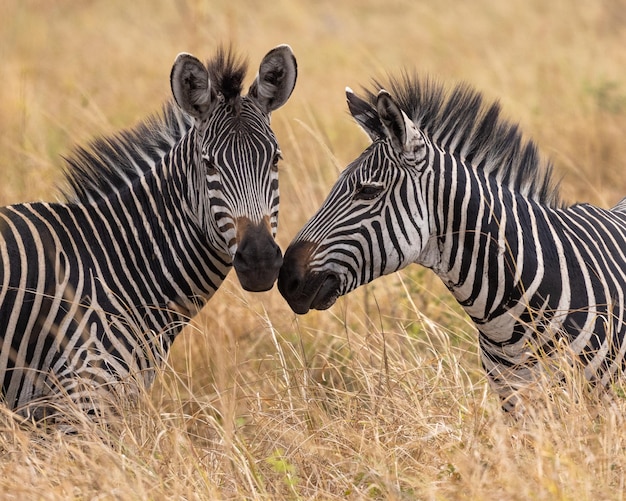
[278,240,317,313]
[278,264,302,300]
[233,223,283,292]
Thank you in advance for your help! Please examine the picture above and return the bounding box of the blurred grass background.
[1,0,626,499]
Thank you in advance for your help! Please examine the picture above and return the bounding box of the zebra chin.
[308,273,342,311]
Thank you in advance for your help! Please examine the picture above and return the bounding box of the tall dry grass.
[2,0,626,499]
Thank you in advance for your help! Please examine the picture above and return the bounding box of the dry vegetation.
[2,0,626,499]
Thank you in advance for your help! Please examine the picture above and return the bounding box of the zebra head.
[170,45,297,292]
[279,88,433,313]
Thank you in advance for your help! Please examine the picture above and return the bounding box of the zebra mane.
[61,101,193,203]
[207,46,249,105]
[62,48,248,204]
[361,74,563,209]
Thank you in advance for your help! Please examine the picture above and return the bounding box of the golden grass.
[2,0,626,499]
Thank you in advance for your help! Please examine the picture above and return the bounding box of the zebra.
[0,44,297,422]
[278,74,626,412]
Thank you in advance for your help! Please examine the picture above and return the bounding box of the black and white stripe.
[279,75,626,412]
[0,45,297,421]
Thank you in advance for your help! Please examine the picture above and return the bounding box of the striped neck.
[89,132,231,337]
[425,152,561,342]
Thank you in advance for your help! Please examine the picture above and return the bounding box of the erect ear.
[376,89,423,153]
[170,53,214,120]
[346,87,385,141]
[248,44,297,115]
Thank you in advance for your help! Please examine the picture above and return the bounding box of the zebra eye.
[271,151,283,172]
[203,158,218,176]
[354,183,383,200]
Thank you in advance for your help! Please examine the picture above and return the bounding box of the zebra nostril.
[285,276,301,296]
[235,239,282,270]
[277,258,304,298]
[278,240,317,301]
[273,244,283,267]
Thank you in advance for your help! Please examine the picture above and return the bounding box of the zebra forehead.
[203,98,275,138]
[206,120,277,158]
[354,74,564,209]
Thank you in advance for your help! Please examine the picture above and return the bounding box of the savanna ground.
[1,0,626,499]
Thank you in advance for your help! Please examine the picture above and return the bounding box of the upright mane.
[207,46,248,105]
[363,74,563,209]
[62,101,192,203]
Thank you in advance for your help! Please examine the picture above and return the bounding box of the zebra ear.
[170,53,214,120]
[376,90,423,153]
[248,44,298,115]
[346,87,385,141]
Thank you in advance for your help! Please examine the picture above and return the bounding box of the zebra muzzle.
[233,218,283,292]
[278,240,341,314]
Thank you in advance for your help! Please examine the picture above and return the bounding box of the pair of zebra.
[1,45,625,422]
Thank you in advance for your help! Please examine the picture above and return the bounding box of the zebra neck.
[428,166,567,344]
[91,147,231,330]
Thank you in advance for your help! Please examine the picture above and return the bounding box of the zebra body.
[278,77,626,411]
[0,45,297,420]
